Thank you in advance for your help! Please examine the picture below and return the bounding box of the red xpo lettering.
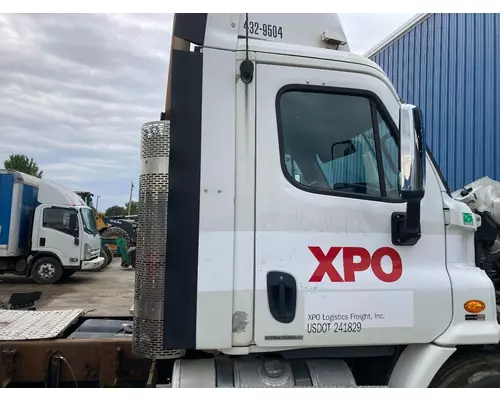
[308,246,402,283]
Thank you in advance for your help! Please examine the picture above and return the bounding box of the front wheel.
[31,257,64,284]
[430,350,500,388]
[101,245,113,268]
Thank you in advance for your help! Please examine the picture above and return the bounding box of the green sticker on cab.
[462,212,474,226]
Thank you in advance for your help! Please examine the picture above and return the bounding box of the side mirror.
[331,139,356,160]
[69,213,78,236]
[392,104,426,246]
[399,104,426,198]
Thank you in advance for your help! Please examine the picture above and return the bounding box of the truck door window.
[43,208,79,237]
[277,88,399,201]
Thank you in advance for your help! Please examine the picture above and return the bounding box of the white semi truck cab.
[4,13,499,389]
[0,169,104,284]
[130,13,500,388]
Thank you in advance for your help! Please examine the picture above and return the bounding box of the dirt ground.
[0,258,134,316]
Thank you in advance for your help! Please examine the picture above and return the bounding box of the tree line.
[105,201,138,216]
[3,153,43,177]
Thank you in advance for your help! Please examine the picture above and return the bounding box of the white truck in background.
[0,169,104,284]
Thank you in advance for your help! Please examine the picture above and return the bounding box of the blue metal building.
[366,13,500,191]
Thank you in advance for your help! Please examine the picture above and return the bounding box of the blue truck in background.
[0,169,38,258]
[0,169,104,284]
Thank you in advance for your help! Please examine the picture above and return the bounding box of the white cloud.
[0,13,170,210]
[0,13,414,211]
[339,13,415,54]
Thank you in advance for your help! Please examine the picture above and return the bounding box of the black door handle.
[40,237,45,247]
[267,271,297,323]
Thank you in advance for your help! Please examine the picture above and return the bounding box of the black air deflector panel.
[174,13,208,46]
[163,49,203,350]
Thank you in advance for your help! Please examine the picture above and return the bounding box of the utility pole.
[127,181,135,216]
[95,195,101,212]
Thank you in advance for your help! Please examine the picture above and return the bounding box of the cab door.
[33,205,81,267]
[254,62,452,348]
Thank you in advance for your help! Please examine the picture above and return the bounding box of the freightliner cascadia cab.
[132,13,500,388]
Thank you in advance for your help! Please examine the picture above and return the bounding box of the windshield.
[80,208,98,234]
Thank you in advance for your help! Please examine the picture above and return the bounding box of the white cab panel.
[253,62,452,348]
[435,194,500,345]
[196,47,237,349]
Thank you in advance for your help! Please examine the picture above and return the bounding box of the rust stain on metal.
[0,338,151,385]
[0,347,16,388]
[99,343,121,387]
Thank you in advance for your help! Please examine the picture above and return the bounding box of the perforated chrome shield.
[132,120,184,360]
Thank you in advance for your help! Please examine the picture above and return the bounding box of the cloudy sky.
[0,13,414,211]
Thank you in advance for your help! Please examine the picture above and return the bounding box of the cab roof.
[174,13,351,53]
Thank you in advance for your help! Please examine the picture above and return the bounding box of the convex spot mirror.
[398,104,426,200]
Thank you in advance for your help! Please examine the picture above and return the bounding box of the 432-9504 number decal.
[243,21,283,39]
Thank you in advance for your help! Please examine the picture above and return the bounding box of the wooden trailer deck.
[0,259,134,316]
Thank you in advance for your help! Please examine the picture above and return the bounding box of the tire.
[430,350,500,388]
[93,246,112,271]
[101,245,113,267]
[101,227,131,254]
[31,257,64,284]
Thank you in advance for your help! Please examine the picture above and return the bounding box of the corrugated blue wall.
[371,13,500,191]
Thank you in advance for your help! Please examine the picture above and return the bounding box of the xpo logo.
[308,246,402,283]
